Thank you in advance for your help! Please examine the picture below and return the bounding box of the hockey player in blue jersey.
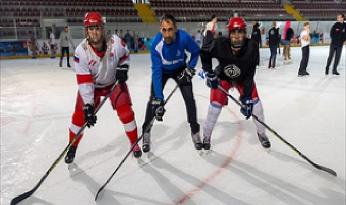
[141,14,202,152]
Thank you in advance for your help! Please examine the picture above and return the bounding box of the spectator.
[298,22,311,76]
[124,30,133,51]
[133,31,139,53]
[268,21,280,69]
[42,41,49,55]
[325,13,346,75]
[49,30,57,58]
[203,14,218,36]
[59,26,75,67]
[28,31,38,59]
[282,21,294,61]
[251,21,262,67]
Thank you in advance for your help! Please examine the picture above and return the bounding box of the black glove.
[115,67,128,83]
[206,71,219,89]
[83,104,97,127]
[178,67,195,86]
[240,97,253,120]
[151,98,165,121]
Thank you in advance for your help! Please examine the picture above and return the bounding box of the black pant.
[60,47,70,66]
[256,43,260,66]
[268,45,277,68]
[326,45,343,73]
[298,46,309,74]
[142,71,200,135]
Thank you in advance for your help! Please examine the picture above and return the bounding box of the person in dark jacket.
[268,21,280,69]
[251,21,262,67]
[283,21,294,61]
[325,13,346,75]
[200,16,271,150]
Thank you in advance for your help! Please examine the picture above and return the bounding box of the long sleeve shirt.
[150,29,200,99]
[73,35,129,105]
[330,22,346,47]
[59,31,74,48]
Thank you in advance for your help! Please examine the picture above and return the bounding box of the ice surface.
[1,46,345,205]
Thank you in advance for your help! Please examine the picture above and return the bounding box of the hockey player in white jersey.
[65,12,142,163]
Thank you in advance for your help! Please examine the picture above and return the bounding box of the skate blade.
[137,158,146,167]
[68,162,78,171]
[146,152,155,160]
[198,149,212,156]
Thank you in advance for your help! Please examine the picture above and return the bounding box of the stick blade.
[314,164,337,176]
[10,190,34,205]
[95,186,105,201]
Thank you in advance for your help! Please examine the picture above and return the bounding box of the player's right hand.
[206,71,219,89]
[151,98,165,121]
[83,104,97,127]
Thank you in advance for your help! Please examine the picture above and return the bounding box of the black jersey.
[200,31,258,98]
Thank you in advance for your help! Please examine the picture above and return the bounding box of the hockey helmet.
[84,12,104,27]
[227,17,246,32]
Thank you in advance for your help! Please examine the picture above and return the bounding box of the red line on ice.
[175,107,243,205]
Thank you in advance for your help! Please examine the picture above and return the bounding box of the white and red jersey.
[73,35,129,105]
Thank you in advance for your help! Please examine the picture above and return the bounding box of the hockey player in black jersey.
[200,16,270,150]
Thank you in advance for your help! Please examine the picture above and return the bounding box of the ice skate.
[132,144,142,158]
[65,146,77,164]
[258,132,271,148]
[202,136,211,150]
[142,132,151,153]
[191,132,203,150]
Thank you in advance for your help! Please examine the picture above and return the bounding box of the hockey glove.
[206,71,219,89]
[151,98,165,121]
[178,67,195,86]
[115,65,129,84]
[83,104,97,127]
[240,97,253,120]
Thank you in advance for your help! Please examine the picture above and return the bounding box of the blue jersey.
[150,29,200,99]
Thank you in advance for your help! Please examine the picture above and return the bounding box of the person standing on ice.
[141,14,201,153]
[59,25,75,68]
[200,16,271,150]
[65,12,142,163]
[203,14,218,37]
[251,21,261,68]
[268,21,279,69]
[325,13,346,75]
[297,21,311,76]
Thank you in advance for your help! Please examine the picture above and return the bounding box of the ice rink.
[1,45,345,205]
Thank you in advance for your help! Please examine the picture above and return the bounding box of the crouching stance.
[65,12,142,163]
[141,14,202,153]
[200,16,271,150]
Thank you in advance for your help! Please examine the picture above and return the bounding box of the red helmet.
[84,12,104,27]
[227,17,246,32]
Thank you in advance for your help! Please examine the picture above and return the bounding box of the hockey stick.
[218,86,337,177]
[95,84,179,201]
[10,82,119,205]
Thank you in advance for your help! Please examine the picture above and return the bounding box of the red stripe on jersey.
[76,74,93,84]
[119,55,129,65]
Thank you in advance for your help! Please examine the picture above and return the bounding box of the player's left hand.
[115,68,128,83]
[178,67,195,86]
[240,97,253,120]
